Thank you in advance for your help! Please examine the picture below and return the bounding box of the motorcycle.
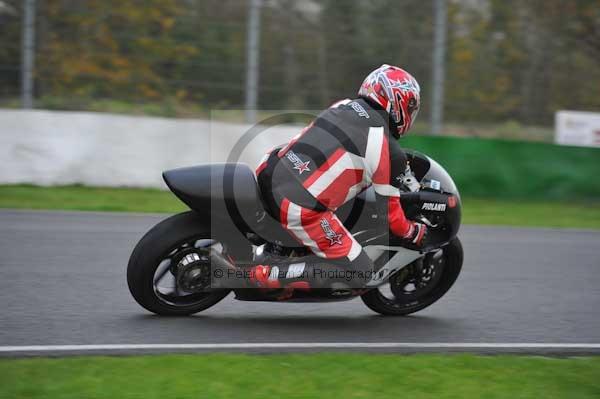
[127,150,463,316]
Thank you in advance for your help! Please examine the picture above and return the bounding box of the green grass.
[0,353,599,398]
[461,197,600,229]
[1,184,599,229]
[0,184,186,213]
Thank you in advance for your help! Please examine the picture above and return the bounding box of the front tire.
[361,237,463,316]
[127,211,231,316]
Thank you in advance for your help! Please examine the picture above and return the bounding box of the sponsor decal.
[269,266,280,281]
[286,263,306,279]
[429,179,441,190]
[320,218,344,246]
[447,195,457,208]
[422,202,446,212]
[350,101,370,118]
[331,289,352,297]
[395,78,420,95]
[285,150,311,175]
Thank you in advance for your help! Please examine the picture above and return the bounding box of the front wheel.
[361,237,463,316]
[127,211,232,316]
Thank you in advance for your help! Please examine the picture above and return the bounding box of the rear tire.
[361,237,463,316]
[127,211,231,316]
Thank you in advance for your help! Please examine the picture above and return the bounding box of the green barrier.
[401,135,600,201]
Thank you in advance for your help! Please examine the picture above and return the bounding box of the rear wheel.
[127,212,232,316]
[361,237,463,316]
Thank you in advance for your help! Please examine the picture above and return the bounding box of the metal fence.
[2,0,599,140]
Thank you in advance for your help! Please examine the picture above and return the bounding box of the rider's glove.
[403,221,428,247]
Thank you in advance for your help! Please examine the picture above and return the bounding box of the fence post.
[21,0,36,109]
[245,0,262,124]
[430,0,447,135]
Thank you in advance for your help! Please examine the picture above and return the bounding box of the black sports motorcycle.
[127,150,463,316]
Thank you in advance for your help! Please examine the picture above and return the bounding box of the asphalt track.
[1,209,599,356]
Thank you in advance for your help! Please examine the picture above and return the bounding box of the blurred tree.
[446,0,600,125]
[526,0,600,118]
[170,0,247,108]
[37,0,196,103]
[0,0,598,127]
[0,0,21,99]
[446,0,527,123]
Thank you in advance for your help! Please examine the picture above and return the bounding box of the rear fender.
[162,163,262,237]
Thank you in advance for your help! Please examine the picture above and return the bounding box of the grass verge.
[0,184,599,229]
[0,353,599,398]
[0,184,187,214]
[461,197,600,229]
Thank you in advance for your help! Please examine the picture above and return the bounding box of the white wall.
[0,109,299,188]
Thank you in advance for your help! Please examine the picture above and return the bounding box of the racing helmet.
[358,64,421,138]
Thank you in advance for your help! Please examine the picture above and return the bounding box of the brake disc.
[390,251,445,299]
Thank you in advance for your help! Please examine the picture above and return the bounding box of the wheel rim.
[152,237,224,307]
[377,248,446,308]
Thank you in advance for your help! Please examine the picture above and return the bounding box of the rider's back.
[272,97,398,210]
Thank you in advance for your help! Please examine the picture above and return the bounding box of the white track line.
[2,343,600,352]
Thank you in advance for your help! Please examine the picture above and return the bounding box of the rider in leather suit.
[249,64,427,294]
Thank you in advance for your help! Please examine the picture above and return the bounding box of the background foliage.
[1,0,599,130]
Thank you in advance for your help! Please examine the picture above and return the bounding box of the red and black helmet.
[358,64,421,138]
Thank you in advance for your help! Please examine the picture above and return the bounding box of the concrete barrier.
[0,109,299,188]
